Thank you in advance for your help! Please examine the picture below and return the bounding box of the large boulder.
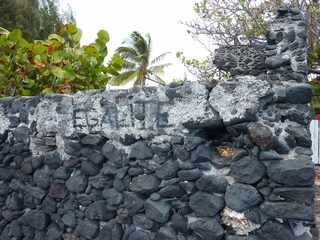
[195,175,228,193]
[260,201,314,221]
[267,159,314,186]
[129,175,160,195]
[144,199,172,224]
[230,156,266,184]
[190,218,224,240]
[225,183,262,212]
[189,192,225,217]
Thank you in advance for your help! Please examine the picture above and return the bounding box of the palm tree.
[112,31,171,88]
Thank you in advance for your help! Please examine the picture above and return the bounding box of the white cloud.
[60,0,208,82]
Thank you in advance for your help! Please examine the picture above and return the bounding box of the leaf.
[51,66,66,79]
[8,29,22,41]
[66,24,78,35]
[42,88,54,94]
[32,44,47,55]
[84,44,99,57]
[19,88,32,96]
[97,30,110,43]
[48,34,65,44]
[0,27,9,35]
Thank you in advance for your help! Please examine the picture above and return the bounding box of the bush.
[0,24,123,97]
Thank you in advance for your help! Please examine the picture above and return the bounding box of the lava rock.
[173,145,190,161]
[96,221,123,240]
[225,236,258,240]
[76,219,99,239]
[53,167,70,180]
[184,136,205,151]
[265,56,290,69]
[286,84,313,104]
[25,184,46,200]
[85,200,116,221]
[102,188,123,206]
[248,123,273,149]
[66,172,88,193]
[260,201,313,220]
[189,192,224,217]
[195,175,228,193]
[46,223,62,240]
[129,141,153,160]
[270,187,314,205]
[21,210,49,230]
[48,183,66,199]
[44,151,61,169]
[259,150,283,161]
[257,221,295,240]
[33,168,51,189]
[102,142,123,162]
[190,218,224,240]
[123,192,144,216]
[225,183,262,212]
[191,145,214,163]
[88,150,105,165]
[0,168,14,181]
[267,159,314,186]
[178,169,202,181]
[159,184,186,198]
[62,212,76,228]
[156,161,179,179]
[81,160,100,176]
[130,175,160,195]
[128,230,152,240]
[155,226,177,240]
[230,156,266,184]
[13,126,30,144]
[171,213,188,233]
[145,199,172,223]
[133,214,154,230]
[80,134,102,145]
[285,125,312,148]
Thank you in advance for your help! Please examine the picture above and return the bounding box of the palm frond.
[116,46,140,62]
[146,73,166,86]
[112,70,137,86]
[151,52,171,65]
[148,63,172,75]
[131,31,149,59]
[122,61,137,70]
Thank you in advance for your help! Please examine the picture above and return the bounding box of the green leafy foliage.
[0,24,122,97]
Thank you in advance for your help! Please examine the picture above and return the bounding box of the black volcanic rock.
[129,141,153,160]
[230,156,266,184]
[267,159,314,186]
[190,218,224,240]
[129,175,160,195]
[225,183,262,212]
[189,192,225,217]
[145,199,172,223]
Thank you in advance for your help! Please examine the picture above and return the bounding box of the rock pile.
[0,6,315,240]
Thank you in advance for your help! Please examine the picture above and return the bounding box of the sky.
[59,0,208,82]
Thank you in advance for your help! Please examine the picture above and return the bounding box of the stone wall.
[0,6,315,240]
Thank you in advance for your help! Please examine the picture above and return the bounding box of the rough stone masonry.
[0,6,315,240]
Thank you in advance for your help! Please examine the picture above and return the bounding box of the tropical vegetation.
[112,31,171,87]
[0,24,123,97]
